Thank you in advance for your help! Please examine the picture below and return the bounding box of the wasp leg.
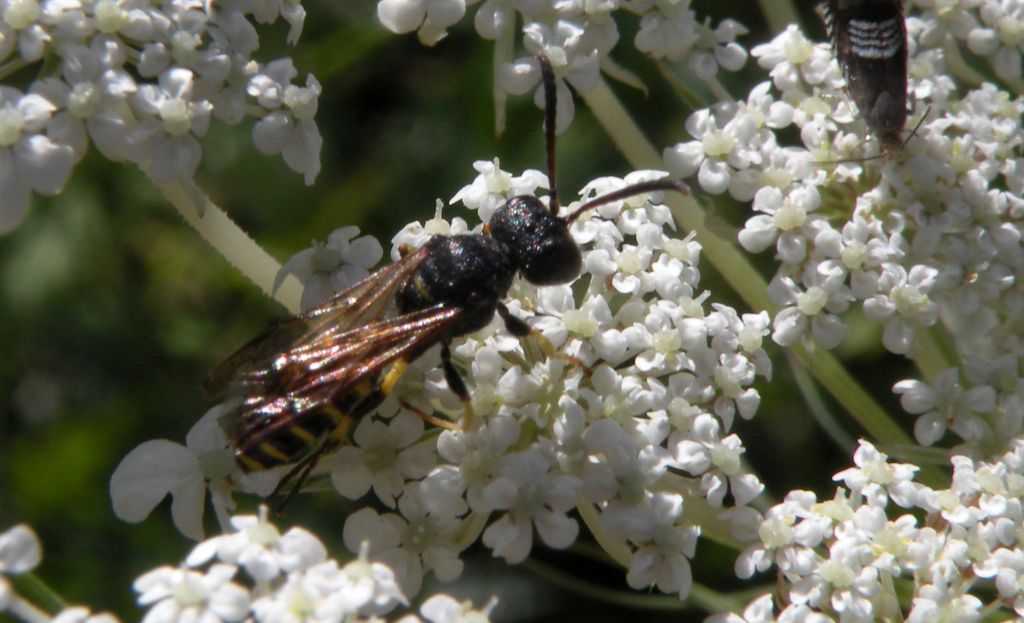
[400,400,460,431]
[441,341,475,430]
[270,438,336,513]
[497,303,592,376]
[269,405,354,513]
[379,358,408,395]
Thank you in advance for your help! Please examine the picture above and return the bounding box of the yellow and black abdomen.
[230,376,387,472]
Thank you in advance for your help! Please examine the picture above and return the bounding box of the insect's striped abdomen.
[233,378,386,472]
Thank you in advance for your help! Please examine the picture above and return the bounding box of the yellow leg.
[529,328,592,376]
[401,400,467,431]
[379,359,408,395]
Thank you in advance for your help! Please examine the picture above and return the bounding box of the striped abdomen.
[232,377,386,472]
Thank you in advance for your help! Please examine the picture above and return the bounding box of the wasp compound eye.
[489,195,582,286]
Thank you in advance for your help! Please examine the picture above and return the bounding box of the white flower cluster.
[376,0,747,131]
[0,0,321,232]
[664,7,1024,450]
[111,161,771,602]
[1,510,493,623]
[717,440,1024,622]
[1,523,119,622]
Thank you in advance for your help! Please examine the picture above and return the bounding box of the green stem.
[786,350,857,453]
[522,557,688,610]
[656,61,709,110]
[792,345,910,445]
[8,573,65,618]
[656,474,741,550]
[756,0,801,34]
[910,325,956,382]
[706,77,734,104]
[577,493,630,567]
[158,181,304,314]
[689,583,771,617]
[6,595,53,623]
[0,57,30,81]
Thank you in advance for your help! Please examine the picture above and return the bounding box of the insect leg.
[270,435,341,513]
[497,303,592,375]
[441,341,476,429]
[399,400,460,431]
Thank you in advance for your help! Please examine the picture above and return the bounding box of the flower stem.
[786,350,857,453]
[911,326,956,382]
[577,494,630,567]
[9,573,64,617]
[523,556,689,610]
[757,0,801,34]
[158,181,304,314]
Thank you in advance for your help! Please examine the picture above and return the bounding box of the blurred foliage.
[0,1,916,621]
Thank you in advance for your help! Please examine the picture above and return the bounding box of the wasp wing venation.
[223,303,465,469]
[204,245,432,397]
[285,304,463,397]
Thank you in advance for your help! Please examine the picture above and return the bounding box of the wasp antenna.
[537,54,560,216]
[564,179,689,225]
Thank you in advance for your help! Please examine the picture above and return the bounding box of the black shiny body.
[820,0,907,152]
[397,234,518,338]
[489,196,582,285]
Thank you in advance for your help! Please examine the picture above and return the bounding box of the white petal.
[377,0,425,34]
[14,134,74,195]
[110,440,202,523]
[0,525,42,573]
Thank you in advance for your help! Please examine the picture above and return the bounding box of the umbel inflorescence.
[4,0,1024,621]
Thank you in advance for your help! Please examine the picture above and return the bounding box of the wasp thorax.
[489,195,582,286]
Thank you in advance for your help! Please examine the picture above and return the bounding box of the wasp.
[818,0,908,153]
[205,56,688,498]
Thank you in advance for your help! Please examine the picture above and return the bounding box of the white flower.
[276,226,385,310]
[335,542,407,616]
[863,263,941,354]
[606,492,698,599]
[249,63,322,184]
[127,67,211,183]
[449,158,548,222]
[328,411,436,507]
[893,368,997,446]
[481,447,581,563]
[51,607,121,623]
[419,594,498,623]
[0,86,75,232]
[134,564,250,623]
[110,404,238,540]
[377,0,466,46]
[342,488,464,597]
[185,507,327,583]
[750,25,834,91]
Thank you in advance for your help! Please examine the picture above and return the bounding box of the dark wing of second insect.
[819,0,908,152]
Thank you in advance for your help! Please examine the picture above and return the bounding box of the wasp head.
[488,195,582,286]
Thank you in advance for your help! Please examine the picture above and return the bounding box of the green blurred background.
[0,2,913,621]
